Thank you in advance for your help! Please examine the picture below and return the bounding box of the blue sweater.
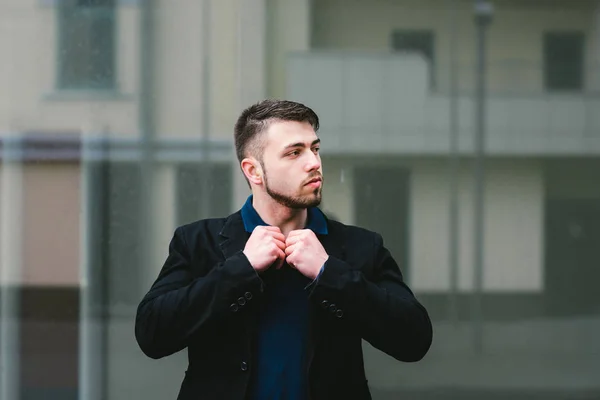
[241,196,328,400]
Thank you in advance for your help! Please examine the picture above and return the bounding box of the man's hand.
[285,229,329,280]
[243,226,286,273]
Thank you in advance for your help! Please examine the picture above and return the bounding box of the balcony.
[286,51,600,156]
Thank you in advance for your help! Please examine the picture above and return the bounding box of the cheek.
[265,161,304,185]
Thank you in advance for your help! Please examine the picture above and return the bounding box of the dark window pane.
[544,31,584,91]
[77,0,115,7]
[85,161,142,310]
[391,29,435,88]
[354,166,410,281]
[176,163,233,225]
[106,163,142,308]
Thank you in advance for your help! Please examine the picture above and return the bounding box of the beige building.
[1,0,599,399]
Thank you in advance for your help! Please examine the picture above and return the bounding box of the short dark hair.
[234,99,320,163]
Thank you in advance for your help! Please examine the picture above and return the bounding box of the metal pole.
[472,0,493,355]
[78,134,109,400]
[0,135,23,400]
[139,0,156,248]
[447,0,460,326]
[200,0,212,219]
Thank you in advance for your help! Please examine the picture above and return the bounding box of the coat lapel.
[218,211,249,260]
[307,220,347,380]
[318,229,346,262]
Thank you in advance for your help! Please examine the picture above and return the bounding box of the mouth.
[305,177,322,188]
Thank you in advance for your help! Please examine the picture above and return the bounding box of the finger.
[269,231,286,243]
[273,238,286,252]
[267,233,286,250]
[286,255,297,268]
[288,229,313,240]
[276,243,285,255]
[271,242,286,258]
[286,232,300,244]
[285,243,297,256]
[285,234,304,247]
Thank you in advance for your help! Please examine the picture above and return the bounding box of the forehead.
[264,120,318,148]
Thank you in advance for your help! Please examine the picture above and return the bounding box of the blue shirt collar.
[240,195,328,235]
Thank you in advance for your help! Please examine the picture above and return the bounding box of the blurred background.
[1,0,600,399]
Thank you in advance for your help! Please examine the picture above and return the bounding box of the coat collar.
[240,195,328,235]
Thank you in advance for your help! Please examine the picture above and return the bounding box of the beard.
[263,167,323,209]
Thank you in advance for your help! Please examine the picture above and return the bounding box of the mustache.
[303,172,323,185]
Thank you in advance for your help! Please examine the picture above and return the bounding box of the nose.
[305,150,321,172]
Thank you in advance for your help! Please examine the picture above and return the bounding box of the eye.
[287,150,300,157]
[313,147,320,153]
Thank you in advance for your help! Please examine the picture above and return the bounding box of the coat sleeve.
[307,233,433,362]
[135,226,263,359]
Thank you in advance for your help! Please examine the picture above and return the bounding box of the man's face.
[259,120,323,209]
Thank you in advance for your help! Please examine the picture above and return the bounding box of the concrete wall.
[266,0,312,98]
[320,158,355,224]
[154,0,204,139]
[409,158,544,292]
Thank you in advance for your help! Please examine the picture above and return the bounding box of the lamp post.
[447,0,460,326]
[472,0,493,355]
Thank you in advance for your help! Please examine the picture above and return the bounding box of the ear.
[241,158,263,186]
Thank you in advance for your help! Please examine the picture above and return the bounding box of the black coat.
[135,210,433,400]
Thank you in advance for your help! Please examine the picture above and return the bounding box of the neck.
[251,191,308,237]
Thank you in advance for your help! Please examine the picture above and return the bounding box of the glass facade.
[1,0,599,399]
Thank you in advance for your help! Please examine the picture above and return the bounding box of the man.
[135,99,433,400]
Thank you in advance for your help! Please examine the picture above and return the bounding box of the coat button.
[245,292,253,300]
[335,309,344,318]
[237,297,246,306]
[328,304,337,313]
[321,300,329,309]
[240,361,248,371]
[230,303,239,313]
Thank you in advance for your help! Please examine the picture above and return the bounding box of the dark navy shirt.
[241,195,328,400]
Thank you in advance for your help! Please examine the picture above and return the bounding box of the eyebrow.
[282,138,321,151]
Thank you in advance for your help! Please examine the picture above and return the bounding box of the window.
[544,31,585,91]
[58,0,116,89]
[391,29,435,88]
[176,163,233,225]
